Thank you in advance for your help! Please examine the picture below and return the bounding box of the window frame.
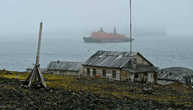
[112,70,116,79]
[134,74,139,79]
[102,69,106,77]
[87,68,90,76]
[93,68,96,77]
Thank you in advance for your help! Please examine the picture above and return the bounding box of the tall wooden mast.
[129,0,133,55]
[36,22,43,65]
[25,22,47,88]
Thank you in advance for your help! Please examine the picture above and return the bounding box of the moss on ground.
[0,70,192,107]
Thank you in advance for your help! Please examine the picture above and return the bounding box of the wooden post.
[25,22,47,88]
[36,22,43,65]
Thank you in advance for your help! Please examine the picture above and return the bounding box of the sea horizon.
[0,33,193,71]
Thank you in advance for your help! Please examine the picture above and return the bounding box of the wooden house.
[47,61,82,75]
[82,50,157,83]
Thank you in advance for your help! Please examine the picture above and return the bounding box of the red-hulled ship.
[83,27,134,43]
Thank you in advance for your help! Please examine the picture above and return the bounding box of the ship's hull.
[83,37,134,43]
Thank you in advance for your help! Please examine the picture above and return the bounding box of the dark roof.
[47,61,82,72]
[83,50,138,68]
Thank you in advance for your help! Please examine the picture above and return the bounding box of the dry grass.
[0,70,192,107]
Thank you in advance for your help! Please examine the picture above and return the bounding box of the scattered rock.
[0,78,192,110]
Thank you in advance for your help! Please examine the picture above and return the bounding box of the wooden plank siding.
[82,50,158,83]
[83,66,121,80]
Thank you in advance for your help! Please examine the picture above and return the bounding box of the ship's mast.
[129,0,133,55]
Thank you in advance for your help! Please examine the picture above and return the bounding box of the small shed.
[47,61,82,75]
[82,50,157,83]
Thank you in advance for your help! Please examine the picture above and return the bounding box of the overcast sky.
[0,0,193,36]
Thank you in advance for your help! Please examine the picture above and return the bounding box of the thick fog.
[0,0,193,37]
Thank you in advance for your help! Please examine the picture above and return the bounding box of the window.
[87,68,90,76]
[122,71,126,77]
[135,74,139,78]
[102,69,106,77]
[93,69,96,77]
[112,70,116,78]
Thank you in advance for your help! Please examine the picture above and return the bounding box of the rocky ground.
[0,78,192,110]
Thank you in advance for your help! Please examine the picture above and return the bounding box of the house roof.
[83,50,138,68]
[47,61,82,72]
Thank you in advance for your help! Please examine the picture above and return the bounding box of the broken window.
[112,70,116,78]
[102,69,106,77]
[93,69,96,77]
[135,74,139,78]
[87,68,90,76]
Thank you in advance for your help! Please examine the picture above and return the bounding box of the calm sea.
[0,34,193,71]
